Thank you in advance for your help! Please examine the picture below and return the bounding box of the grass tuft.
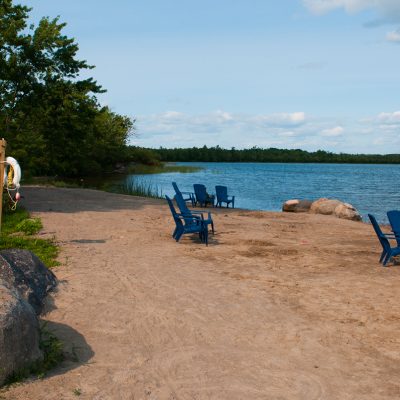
[1,207,30,235]
[15,218,43,236]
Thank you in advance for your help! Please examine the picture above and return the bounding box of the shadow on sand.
[40,320,95,379]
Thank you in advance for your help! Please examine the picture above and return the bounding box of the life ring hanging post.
[0,139,7,234]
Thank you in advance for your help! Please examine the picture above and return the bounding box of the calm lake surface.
[126,163,400,223]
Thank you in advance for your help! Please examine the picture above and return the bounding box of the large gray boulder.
[0,283,43,385]
[0,250,57,315]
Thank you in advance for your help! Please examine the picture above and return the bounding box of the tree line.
[134,146,400,164]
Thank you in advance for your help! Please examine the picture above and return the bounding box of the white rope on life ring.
[4,156,21,190]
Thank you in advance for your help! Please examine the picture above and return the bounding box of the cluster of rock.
[0,249,57,385]
[282,198,362,221]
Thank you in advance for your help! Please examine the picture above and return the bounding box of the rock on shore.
[0,249,57,315]
[0,283,43,385]
[0,250,57,386]
[282,198,362,221]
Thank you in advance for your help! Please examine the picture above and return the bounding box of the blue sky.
[26,0,400,153]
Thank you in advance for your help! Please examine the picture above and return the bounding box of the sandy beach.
[2,186,400,400]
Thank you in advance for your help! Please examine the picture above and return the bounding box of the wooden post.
[0,139,7,234]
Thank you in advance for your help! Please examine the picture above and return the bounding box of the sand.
[2,186,400,400]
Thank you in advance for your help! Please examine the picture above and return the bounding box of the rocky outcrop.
[282,199,313,213]
[282,198,362,221]
[0,249,57,315]
[0,283,43,385]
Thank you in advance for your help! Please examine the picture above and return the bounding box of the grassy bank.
[0,206,59,268]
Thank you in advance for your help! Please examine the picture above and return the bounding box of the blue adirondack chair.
[173,185,215,234]
[387,210,400,247]
[172,182,194,207]
[368,214,400,266]
[215,185,235,208]
[193,184,215,207]
[165,195,208,245]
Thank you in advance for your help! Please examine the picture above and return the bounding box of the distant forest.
[133,146,400,164]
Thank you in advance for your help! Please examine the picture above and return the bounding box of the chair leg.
[382,252,391,266]
[379,250,386,263]
[175,230,183,242]
[172,227,178,238]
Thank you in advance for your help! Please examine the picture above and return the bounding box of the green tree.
[0,0,133,176]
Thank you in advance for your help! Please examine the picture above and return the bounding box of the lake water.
[126,163,400,223]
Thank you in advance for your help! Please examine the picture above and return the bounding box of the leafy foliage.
[0,0,133,177]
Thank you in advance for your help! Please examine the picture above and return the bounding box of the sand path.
[3,187,400,399]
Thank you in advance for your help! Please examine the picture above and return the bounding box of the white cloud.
[303,0,374,15]
[254,112,306,126]
[290,112,307,123]
[377,110,400,123]
[320,126,344,136]
[162,111,185,119]
[215,110,234,122]
[386,29,400,42]
[303,0,400,16]
[303,0,400,42]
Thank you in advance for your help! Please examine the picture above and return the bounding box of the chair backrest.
[172,182,181,196]
[215,185,228,202]
[387,210,400,246]
[368,214,391,252]
[174,190,190,214]
[193,184,207,202]
[172,182,190,212]
[165,195,179,221]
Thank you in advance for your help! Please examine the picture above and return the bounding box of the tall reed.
[114,178,163,199]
